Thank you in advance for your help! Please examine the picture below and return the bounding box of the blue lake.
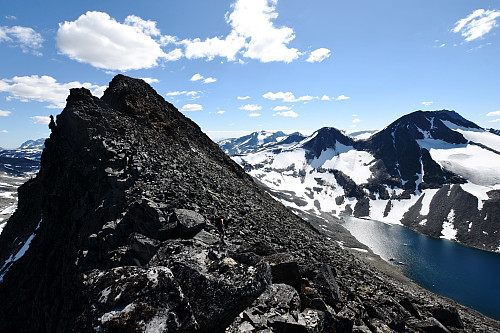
[341,216,500,321]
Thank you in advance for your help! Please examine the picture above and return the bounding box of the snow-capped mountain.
[229,110,500,252]
[0,138,45,161]
[218,130,305,155]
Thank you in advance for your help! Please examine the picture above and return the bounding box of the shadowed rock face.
[0,75,498,332]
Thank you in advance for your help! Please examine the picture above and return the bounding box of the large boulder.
[170,209,207,238]
[74,266,198,332]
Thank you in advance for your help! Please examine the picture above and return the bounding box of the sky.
[0,0,500,148]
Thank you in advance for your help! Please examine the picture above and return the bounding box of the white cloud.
[190,73,217,84]
[166,90,201,99]
[182,0,302,63]
[273,106,291,111]
[336,95,350,100]
[486,110,500,117]
[180,104,203,111]
[164,48,183,61]
[306,48,331,63]
[240,104,262,111]
[352,118,361,123]
[140,77,159,84]
[0,25,44,55]
[123,15,161,36]
[237,96,250,100]
[263,91,315,102]
[56,11,177,71]
[31,116,50,124]
[190,73,204,81]
[183,31,246,61]
[0,75,107,108]
[0,110,11,117]
[453,9,500,41]
[422,101,434,106]
[488,119,500,123]
[274,110,299,117]
[351,114,358,117]
[5,16,16,20]
[0,130,7,133]
[249,113,261,117]
[217,110,226,114]
[321,95,331,101]
[203,77,217,84]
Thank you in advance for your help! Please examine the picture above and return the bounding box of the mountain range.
[1,75,498,331]
[222,111,500,252]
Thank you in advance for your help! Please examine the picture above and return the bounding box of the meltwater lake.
[341,217,500,321]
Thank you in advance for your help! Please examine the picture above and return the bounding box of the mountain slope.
[218,130,305,155]
[232,110,500,252]
[0,77,498,331]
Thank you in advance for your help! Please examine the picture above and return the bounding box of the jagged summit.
[0,76,498,332]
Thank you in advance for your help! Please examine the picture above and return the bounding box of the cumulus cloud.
[0,25,44,55]
[0,110,11,117]
[352,118,361,123]
[190,73,216,84]
[336,95,350,100]
[0,75,107,108]
[273,106,291,111]
[488,119,500,123]
[183,0,303,63]
[240,104,262,111]
[31,116,51,124]
[203,77,217,84]
[274,110,298,117]
[190,73,204,81]
[140,77,159,84]
[306,48,331,63]
[263,91,315,102]
[5,16,16,20]
[217,110,226,114]
[453,9,500,41]
[180,104,203,111]
[56,11,179,71]
[237,96,251,100]
[0,130,7,133]
[249,113,261,117]
[486,110,500,117]
[321,95,331,101]
[422,101,434,106]
[166,90,201,99]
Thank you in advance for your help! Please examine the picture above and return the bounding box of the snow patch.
[0,219,42,282]
[440,210,457,240]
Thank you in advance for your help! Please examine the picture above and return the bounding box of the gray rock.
[75,266,198,332]
[171,208,207,238]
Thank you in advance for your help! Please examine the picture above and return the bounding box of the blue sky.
[0,0,499,148]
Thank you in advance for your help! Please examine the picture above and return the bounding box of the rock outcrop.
[0,75,498,332]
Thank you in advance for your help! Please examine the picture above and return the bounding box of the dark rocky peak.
[357,110,474,189]
[301,127,354,159]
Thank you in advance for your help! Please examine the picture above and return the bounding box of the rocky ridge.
[0,75,498,332]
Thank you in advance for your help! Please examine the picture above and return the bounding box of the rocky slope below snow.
[0,76,498,332]
[228,111,500,252]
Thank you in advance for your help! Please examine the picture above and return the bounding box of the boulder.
[128,232,160,265]
[265,253,301,290]
[171,209,207,238]
[74,266,198,332]
[431,306,464,329]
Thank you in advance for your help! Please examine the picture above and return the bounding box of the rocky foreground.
[0,75,498,332]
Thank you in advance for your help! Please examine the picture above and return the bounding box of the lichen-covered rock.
[74,266,198,332]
